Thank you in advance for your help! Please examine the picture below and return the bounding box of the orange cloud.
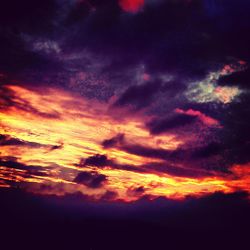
[0,84,249,202]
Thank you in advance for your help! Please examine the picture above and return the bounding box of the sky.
[0,1,250,247]
[0,0,250,250]
[0,0,250,202]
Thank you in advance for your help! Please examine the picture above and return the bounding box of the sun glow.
[0,84,249,201]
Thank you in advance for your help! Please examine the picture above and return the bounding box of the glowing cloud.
[186,65,243,104]
[0,84,249,202]
[175,108,221,127]
[119,0,144,13]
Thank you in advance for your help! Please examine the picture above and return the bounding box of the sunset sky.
[0,1,250,248]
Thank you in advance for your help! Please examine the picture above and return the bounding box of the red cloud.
[175,108,221,127]
[119,0,144,13]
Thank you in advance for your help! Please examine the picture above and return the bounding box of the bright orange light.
[0,84,249,201]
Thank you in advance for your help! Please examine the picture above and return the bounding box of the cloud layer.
[0,0,249,202]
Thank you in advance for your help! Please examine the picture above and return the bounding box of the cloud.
[84,154,110,167]
[32,40,61,55]
[185,70,242,104]
[120,143,174,161]
[175,108,221,127]
[74,171,107,188]
[218,67,250,89]
[192,142,223,159]
[0,157,45,171]
[0,134,45,148]
[0,0,59,74]
[102,133,125,148]
[0,0,250,202]
[64,0,94,25]
[1,0,250,83]
[49,142,64,151]
[113,80,162,110]
[102,135,177,161]
[100,190,118,201]
[0,134,64,154]
[0,0,57,31]
[80,153,147,174]
[147,114,196,135]
[0,157,50,185]
[0,85,61,119]
[100,133,235,177]
[142,161,215,178]
[127,186,145,197]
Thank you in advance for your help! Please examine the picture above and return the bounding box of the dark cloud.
[49,142,64,151]
[0,0,57,32]
[219,94,250,166]
[192,142,223,159]
[0,157,45,171]
[0,0,60,74]
[127,186,145,197]
[0,157,50,184]
[0,134,63,155]
[64,0,250,80]
[84,154,110,167]
[100,190,118,201]
[121,143,173,161]
[74,171,107,188]
[111,78,186,112]
[102,134,184,163]
[102,134,177,161]
[113,80,162,110]
[1,0,250,82]
[101,133,235,177]
[79,153,147,174]
[218,67,250,89]
[64,1,94,26]
[102,133,124,148]
[142,161,212,178]
[147,114,197,135]
[0,134,44,148]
